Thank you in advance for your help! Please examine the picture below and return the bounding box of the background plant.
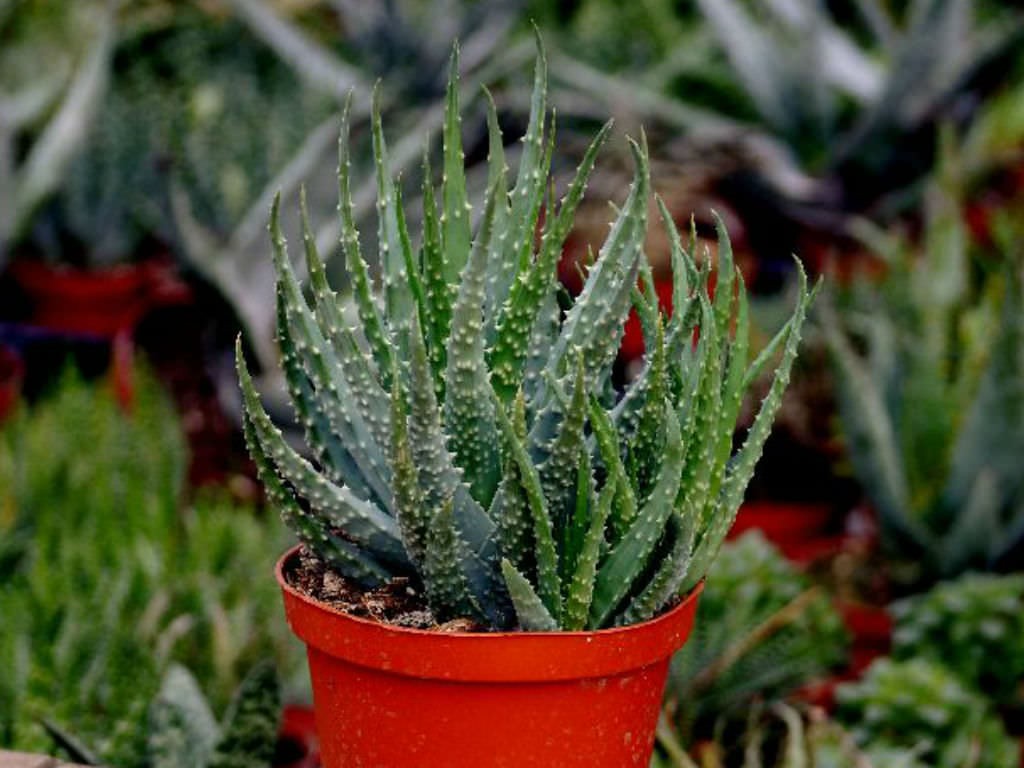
[546,0,1024,279]
[820,141,1024,584]
[835,658,1019,768]
[665,531,848,740]
[0,366,303,766]
[891,572,1024,709]
[0,0,115,266]
[238,41,816,633]
[653,702,929,768]
[41,661,282,768]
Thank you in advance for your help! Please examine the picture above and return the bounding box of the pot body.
[277,547,702,768]
[9,259,189,338]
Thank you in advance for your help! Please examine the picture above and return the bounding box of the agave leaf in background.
[0,0,115,264]
[823,142,1024,582]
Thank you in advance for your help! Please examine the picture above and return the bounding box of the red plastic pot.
[837,601,892,675]
[275,705,320,768]
[796,602,893,712]
[276,546,702,767]
[728,502,842,564]
[9,259,191,338]
[0,344,24,422]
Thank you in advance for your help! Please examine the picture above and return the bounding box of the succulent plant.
[666,531,848,735]
[146,662,280,768]
[237,41,816,631]
[821,143,1024,584]
[835,658,1019,768]
[891,572,1024,708]
[40,662,281,768]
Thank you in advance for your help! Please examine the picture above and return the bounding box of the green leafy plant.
[820,147,1024,584]
[835,658,1019,768]
[0,366,302,766]
[891,572,1024,708]
[666,531,847,737]
[237,41,817,632]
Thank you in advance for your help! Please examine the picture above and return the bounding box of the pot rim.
[276,544,703,682]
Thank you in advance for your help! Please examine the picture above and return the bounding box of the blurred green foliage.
[666,532,847,739]
[822,142,1024,585]
[0,366,303,766]
[835,658,1019,768]
[892,572,1024,709]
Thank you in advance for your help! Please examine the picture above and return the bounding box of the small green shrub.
[836,658,1018,768]
[666,532,847,735]
[0,366,302,766]
[892,572,1024,708]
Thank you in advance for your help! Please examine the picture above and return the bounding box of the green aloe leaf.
[589,398,639,543]
[489,385,562,621]
[237,340,405,565]
[505,29,549,275]
[539,356,588,549]
[627,317,668,502]
[441,45,472,282]
[419,149,452,399]
[489,119,612,402]
[443,176,503,506]
[546,136,650,394]
[274,286,373,501]
[424,499,484,623]
[564,478,615,630]
[299,186,390,452]
[337,94,393,387]
[502,559,558,631]
[614,512,693,627]
[590,403,684,628]
[390,363,430,569]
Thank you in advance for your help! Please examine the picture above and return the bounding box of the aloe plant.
[238,41,817,631]
[820,142,1024,584]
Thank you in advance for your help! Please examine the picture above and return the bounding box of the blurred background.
[2,1,1023,766]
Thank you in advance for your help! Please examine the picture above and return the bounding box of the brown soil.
[286,547,484,632]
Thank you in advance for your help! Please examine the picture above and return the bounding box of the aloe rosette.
[237,39,816,632]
